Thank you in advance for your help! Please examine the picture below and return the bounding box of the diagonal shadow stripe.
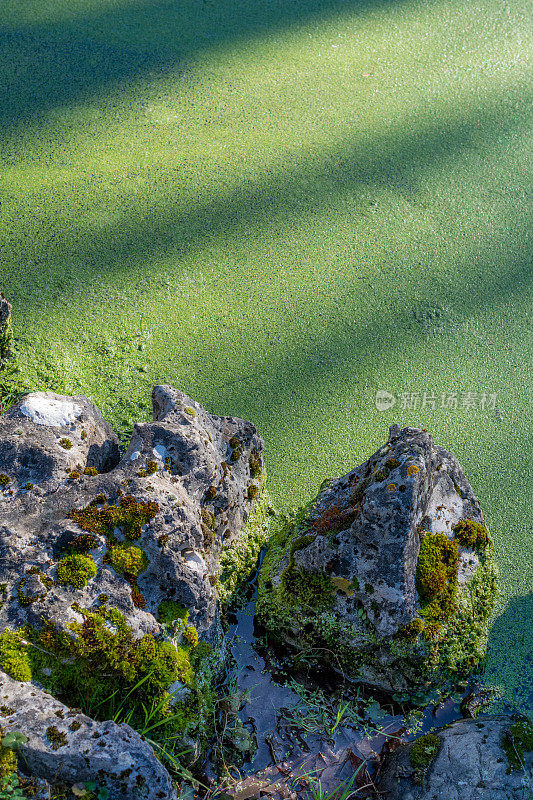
[0,0,404,130]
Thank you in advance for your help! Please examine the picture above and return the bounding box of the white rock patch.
[19,396,82,428]
[182,550,206,575]
[153,444,167,461]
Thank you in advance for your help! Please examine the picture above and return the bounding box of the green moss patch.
[416,532,459,622]
[217,488,271,605]
[27,606,193,710]
[69,496,158,541]
[55,554,97,589]
[453,519,490,550]
[0,631,31,682]
[502,717,533,772]
[410,732,441,783]
[158,601,189,625]
[108,544,147,577]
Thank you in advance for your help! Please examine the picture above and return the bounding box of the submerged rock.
[0,385,268,793]
[378,714,533,799]
[257,425,496,692]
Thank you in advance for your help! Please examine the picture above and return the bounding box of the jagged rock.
[0,672,177,800]
[257,425,496,692]
[377,715,533,800]
[0,384,266,641]
[0,385,268,794]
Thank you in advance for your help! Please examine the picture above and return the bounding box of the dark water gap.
[198,557,480,794]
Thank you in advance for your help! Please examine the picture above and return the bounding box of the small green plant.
[0,773,26,799]
[294,759,366,800]
[0,730,28,799]
[72,782,110,800]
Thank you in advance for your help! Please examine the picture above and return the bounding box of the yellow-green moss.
[158,601,189,625]
[108,545,147,577]
[83,467,98,477]
[416,533,459,622]
[146,460,157,475]
[69,496,158,541]
[453,519,490,551]
[67,471,80,481]
[0,631,31,682]
[183,626,199,649]
[0,475,10,488]
[401,618,425,640]
[28,606,194,711]
[56,554,97,589]
[58,438,72,450]
[217,488,270,605]
[410,732,440,782]
[502,717,533,771]
[0,746,16,778]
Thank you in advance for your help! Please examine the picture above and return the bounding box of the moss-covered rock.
[257,425,496,692]
[0,385,268,790]
[502,716,533,771]
[379,715,532,800]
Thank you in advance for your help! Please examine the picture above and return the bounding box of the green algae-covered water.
[1,0,531,711]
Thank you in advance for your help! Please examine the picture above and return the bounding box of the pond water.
[208,563,474,791]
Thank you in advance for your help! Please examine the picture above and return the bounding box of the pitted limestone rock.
[258,425,496,691]
[0,385,265,641]
[0,385,267,795]
[378,715,532,800]
[0,672,177,800]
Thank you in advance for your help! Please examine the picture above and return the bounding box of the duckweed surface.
[1,0,531,710]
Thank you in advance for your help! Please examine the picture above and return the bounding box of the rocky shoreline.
[0,354,530,798]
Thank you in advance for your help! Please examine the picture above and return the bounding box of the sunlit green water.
[1,0,531,709]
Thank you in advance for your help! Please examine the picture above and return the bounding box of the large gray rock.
[257,425,496,692]
[0,672,177,800]
[378,715,533,800]
[0,384,266,641]
[0,385,268,795]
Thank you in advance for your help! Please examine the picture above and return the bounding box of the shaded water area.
[200,562,482,796]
